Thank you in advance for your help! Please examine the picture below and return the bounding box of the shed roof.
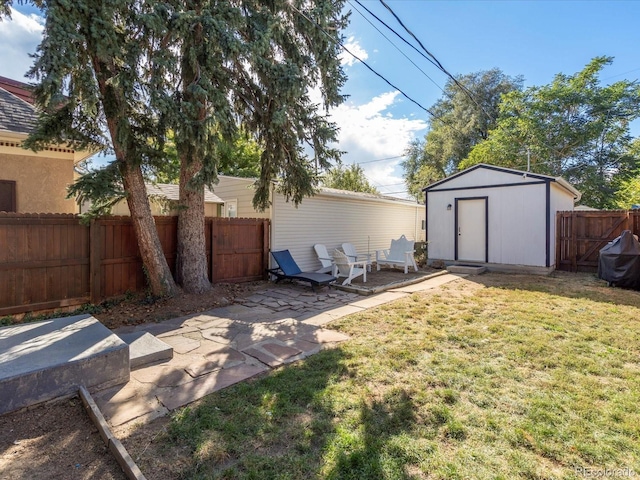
[423,163,581,201]
[146,183,225,204]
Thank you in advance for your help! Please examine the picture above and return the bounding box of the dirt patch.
[92,281,267,330]
[0,397,125,480]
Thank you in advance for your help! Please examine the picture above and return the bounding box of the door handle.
[458,227,461,236]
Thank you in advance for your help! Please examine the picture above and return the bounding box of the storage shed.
[423,164,581,272]
[214,175,425,272]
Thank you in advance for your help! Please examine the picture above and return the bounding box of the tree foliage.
[154,129,262,184]
[9,0,180,297]
[402,69,522,200]
[322,163,378,194]
[462,57,640,208]
[614,139,640,208]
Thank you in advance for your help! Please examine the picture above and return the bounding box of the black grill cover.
[598,230,640,289]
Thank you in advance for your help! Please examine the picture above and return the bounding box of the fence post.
[210,218,217,283]
[555,213,561,270]
[89,219,102,304]
[262,219,270,279]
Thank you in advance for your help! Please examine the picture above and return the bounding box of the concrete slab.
[158,334,201,354]
[0,314,129,415]
[349,291,407,308]
[242,342,304,368]
[447,265,486,275]
[299,312,338,326]
[390,273,464,292]
[117,332,173,370]
[156,363,269,410]
[92,379,168,427]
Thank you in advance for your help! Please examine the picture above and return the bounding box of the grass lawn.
[130,273,640,479]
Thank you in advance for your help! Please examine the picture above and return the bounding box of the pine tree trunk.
[174,7,212,294]
[176,158,212,293]
[93,65,179,299]
[120,162,179,297]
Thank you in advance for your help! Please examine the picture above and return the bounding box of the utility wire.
[378,0,494,122]
[350,0,445,94]
[358,154,404,164]
[288,2,466,135]
[347,0,444,93]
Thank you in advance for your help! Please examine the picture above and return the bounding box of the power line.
[601,66,640,81]
[358,154,404,164]
[288,2,466,135]
[349,0,445,95]
[378,0,494,122]
[290,2,434,116]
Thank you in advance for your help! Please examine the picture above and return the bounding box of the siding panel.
[272,194,423,272]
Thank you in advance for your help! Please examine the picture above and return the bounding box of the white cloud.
[0,8,44,80]
[339,36,368,67]
[328,91,427,198]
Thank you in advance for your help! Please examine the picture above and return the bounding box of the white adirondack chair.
[341,243,373,272]
[333,249,367,285]
[313,244,335,274]
[376,235,418,274]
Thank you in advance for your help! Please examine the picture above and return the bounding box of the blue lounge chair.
[268,250,337,291]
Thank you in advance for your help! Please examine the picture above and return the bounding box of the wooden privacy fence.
[556,210,640,272]
[0,214,269,316]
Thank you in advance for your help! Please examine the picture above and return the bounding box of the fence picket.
[0,214,269,317]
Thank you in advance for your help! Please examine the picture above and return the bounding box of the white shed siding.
[272,193,424,272]
[440,167,534,189]
[486,183,546,266]
[427,191,455,261]
[428,184,547,266]
[426,165,579,269]
[212,176,270,219]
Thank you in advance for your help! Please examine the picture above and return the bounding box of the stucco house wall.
[0,147,79,213]
[0,77,92,213]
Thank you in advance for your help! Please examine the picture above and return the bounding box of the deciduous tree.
[322,163,378,193]
[402,69,522,200]
[462,57,640,208]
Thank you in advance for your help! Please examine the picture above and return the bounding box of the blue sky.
[1,1,639,199]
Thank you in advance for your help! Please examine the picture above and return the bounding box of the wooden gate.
[211,218,270,283]
[556,210,640,272]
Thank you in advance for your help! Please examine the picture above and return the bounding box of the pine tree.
[3,0,179,297]
[149,0,347,292]
[2,0,347,294]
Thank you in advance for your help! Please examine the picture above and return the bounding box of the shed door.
[456,197,487,262]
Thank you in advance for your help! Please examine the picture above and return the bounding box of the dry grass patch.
[125,272,640,479]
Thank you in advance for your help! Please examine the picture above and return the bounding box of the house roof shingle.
[146,183,225,204]
[0,79,38,135]
[0,76,35,104]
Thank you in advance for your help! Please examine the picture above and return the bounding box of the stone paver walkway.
[93,272,462,430]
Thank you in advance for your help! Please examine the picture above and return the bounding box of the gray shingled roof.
[146,183,225,204]
[0,86,37,134]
